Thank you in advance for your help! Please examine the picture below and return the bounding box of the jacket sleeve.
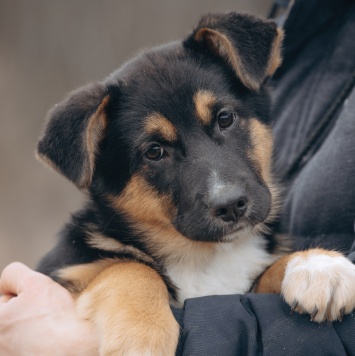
[172,294,355,356]
[347,220,355,263]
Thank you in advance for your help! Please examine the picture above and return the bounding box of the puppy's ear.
[37,83,110,189]
[185,12,283,91]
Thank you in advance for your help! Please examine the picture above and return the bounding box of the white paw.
[281,250,355,322]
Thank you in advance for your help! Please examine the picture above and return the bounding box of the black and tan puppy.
[37,12,355,355]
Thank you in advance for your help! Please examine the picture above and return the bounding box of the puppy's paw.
[281,249,355,322]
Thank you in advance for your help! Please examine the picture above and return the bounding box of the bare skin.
[0,262,99,356]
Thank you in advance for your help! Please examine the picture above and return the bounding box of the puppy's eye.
[145,144,165,160]
[217,112,236,129]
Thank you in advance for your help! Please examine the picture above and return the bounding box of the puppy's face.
[37,13,283,244]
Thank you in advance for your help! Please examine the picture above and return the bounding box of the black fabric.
[173,0,355,354]
[173,294,355,356]
[248,294,351,356]
[174,295,261,356]
[275,85,355,252]
[348,229,355,263]
[271,0,355,252]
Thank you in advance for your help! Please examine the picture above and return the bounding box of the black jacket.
[174,1,355,354]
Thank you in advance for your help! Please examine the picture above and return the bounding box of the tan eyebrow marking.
[194,90,217,125]
[144,113,177,142]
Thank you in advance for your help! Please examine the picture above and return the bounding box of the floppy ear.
[36,83,110,189]
[184,12,283,91]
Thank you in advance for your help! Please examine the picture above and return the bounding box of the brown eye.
[145,144,164,160]
[217,112,236,129]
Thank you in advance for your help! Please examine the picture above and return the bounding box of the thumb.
[0,262,47,296]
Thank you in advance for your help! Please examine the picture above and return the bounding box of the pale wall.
[0,0,273,270]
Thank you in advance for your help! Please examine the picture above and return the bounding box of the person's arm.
[0,262,99,356]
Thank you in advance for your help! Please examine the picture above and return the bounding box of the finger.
[0,262,38,295]
[0,294,14,303]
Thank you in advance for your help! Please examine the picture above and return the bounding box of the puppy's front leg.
[256,248,355,322]
[76,262,179,356]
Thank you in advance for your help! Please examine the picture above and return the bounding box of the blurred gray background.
[0,0,273,271]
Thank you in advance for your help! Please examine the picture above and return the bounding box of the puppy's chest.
[166,235,276,306]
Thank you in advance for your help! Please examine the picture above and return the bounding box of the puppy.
[36,12,355,355]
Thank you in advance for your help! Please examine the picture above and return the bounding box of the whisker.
[102,213,117,234]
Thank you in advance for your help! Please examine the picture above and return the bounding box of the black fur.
[37,12,284,299]
[185,12,279,90]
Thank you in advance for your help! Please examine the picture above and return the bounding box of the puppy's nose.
[210,189,248,222]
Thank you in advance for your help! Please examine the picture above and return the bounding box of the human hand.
[0,262,98,356]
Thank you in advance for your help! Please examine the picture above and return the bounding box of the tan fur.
[83,95,110,188]
[193,90,216,125]
[85,232,156,266]
[194,27,283,90]
[76,262,179,355]
[256,249,341,294]
[108,174,175,227]
[249,118,273,185]
[108,174,214,266]
[283,249,344,320]
[35,150,62,177]
[56,259,118,295]
[259,248,355,323]
[36,95,109,189]
[291,249,341,260]
[85,232,125,252]
[255,184,282,237]
[266,27,284,77]
[247,118,282,234]
[194,28,261,90]
[145,113,177,142]
[256,254,291,293]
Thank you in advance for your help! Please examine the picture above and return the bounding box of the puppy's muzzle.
[210,187,248,223]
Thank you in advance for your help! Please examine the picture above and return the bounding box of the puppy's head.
[37,12,283,244]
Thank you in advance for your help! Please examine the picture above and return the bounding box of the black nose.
[211,190,248,222]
